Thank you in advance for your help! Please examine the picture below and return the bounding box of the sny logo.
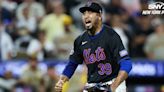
[142,2,164,15]
[148,2,164,10]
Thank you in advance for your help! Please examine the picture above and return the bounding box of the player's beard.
[86,23,94,34]
[84,17,96,30]
[86,18,99,35]
[85,22,93,30]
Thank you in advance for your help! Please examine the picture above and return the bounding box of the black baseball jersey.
[69,25,129,83]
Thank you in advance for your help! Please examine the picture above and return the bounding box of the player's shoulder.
[103,24,118,37]
[74,31,87,44]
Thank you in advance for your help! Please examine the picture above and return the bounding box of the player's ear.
[99,16,101,20]
[99,15,102,21]
[97,13,101,20]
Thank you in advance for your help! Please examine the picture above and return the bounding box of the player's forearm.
[62,60,79,79]
[55,60,78,91]
[111,70,128,89]
[111,58,132,91]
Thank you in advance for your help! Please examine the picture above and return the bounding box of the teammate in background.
[55,1,132,92]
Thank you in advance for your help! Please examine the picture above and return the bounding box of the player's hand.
[110,83,117,92]
[54,75,69,92]
[54,79,64,92]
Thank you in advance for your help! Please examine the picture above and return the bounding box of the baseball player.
[55,1,132,92]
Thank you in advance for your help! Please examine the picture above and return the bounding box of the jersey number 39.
[98,63,112,75]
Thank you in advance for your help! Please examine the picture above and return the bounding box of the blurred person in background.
[0,70,17,92]
[70,0,87,31]
[12,0,22,4]
[16,0,45,22]
[63,0,82,15]
[54,16,81,60]
[15,27,33,59]
[144,22,164,60]
[107,0,123,8]
[27,31,56,61]
[121,0,140,15]
[16,5,37,34]
[20,55,46,92]
[44,66,58,92]
[1,0,17,12]
[0,20,14,61]
[109,9,129,51]
[0,0,18,42]
[132,14,153,58]
[44,0,53,14]
[105,0,125,15]
[39,0,73,43]
[0,0,17,22]
[105,7,134,55]
[5,19,18,42]
[161,85,164,92]
[105,0,129,27]
[0,0,18,43]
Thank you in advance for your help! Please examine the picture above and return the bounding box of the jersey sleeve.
[69,36,83,64]
[111,33,129,63]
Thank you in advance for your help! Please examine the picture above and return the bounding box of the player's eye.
[83,11,92,15]
[83,11,88,15]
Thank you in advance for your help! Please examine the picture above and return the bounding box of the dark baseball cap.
[79,2,103,13]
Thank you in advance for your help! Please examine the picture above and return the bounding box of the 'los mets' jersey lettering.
[83,47,106,64]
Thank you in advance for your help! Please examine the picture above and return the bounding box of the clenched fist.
[55,79,64,92]
[54,75,69,92]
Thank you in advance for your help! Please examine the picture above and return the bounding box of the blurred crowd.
[0,0,82,61]
[0,0,164,92]
[0,0,164,61]
[0,56,59,92]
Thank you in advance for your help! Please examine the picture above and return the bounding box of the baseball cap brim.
[79,7,100,13]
